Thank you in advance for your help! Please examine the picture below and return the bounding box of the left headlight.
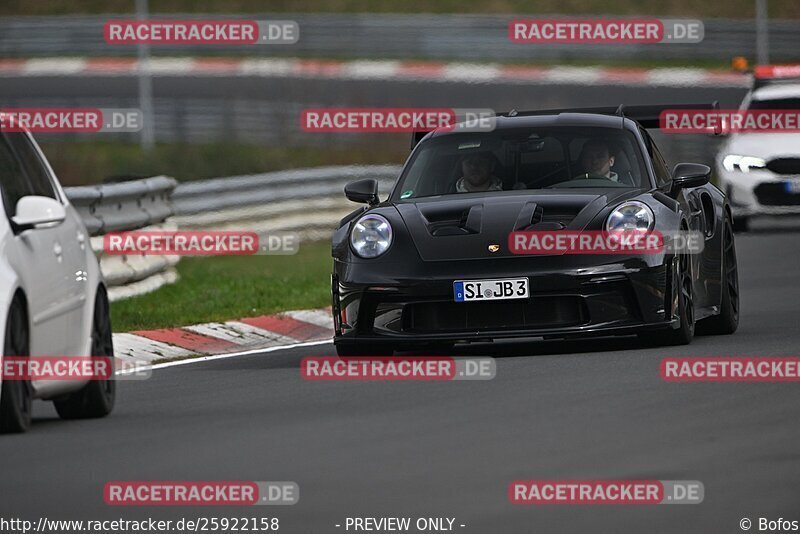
[722,154,766,173]
[605,201,654,232]
[350,213,393,258]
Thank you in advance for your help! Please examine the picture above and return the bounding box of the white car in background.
[716,69,800,231]
[0,129,114,433]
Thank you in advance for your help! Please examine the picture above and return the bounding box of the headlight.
[605,201,654,232]
[350,214,393,258]
[722,155,766,173]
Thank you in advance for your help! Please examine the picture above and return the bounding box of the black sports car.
[330,105,739,355]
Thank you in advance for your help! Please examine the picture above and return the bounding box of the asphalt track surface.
[1,228,799,533]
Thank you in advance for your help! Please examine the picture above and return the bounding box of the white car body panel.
[716,83,800,218]
[0,131,103,400]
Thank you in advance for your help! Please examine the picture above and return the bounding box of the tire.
[697,215,740,335]
[53,287,116,420]
[335,343,394,357]
[0,296,32,433]
[645,251,695,346]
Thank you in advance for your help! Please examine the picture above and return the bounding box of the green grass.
[2,0,798,18]
[110,240,333,332]
[40,141,408,186]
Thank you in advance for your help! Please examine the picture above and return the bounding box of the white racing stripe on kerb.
[184,321,297,346]
[144,58,196,75]
[341,60,400,79]
[284,310,334,330]
[543,67,603,85]
[148,339,331,370]
[238,58,297,76]
[442,63,501,82]
[23,58,87,75]
[113,333,196,362]
[646,68,707,87]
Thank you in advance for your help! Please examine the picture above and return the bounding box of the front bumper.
[718,169,800,217]
[332,256,677,348]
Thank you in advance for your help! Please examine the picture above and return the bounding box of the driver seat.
[611,150,636,186]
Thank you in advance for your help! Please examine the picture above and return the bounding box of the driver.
[456,152,503,192]
[574,138,619,182]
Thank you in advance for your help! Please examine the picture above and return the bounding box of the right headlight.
[350,213,393,258]
[722,154,766,173]
[605,201,654,232]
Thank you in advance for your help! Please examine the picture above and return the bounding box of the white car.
[0,129,114,433]
[716,75,800,231]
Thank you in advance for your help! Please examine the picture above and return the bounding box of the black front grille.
[402,296,588,333]
[754,182,800,206]
[766,158,800,175]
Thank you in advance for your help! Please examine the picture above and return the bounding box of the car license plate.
[453,278,529,302]
[784,179,800,194]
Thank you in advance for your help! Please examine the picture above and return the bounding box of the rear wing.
[753,65,800,89]
[410,130,429,150]
[497,103,720,129]
[410,102,719,149]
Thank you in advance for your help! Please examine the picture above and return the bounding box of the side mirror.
[344,179,379,206]
[12,196,66,230]
[671,163,710,193]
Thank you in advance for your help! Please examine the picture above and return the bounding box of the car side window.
[6,133,58,200]
[0,134,33,218]
[641,129,671,188]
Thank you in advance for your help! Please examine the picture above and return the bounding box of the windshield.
[748,97,800,110]
[394,126,649,200]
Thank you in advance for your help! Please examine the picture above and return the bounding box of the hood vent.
[421,204,482,236]
[513,202,578,231]
[540,207,581,227]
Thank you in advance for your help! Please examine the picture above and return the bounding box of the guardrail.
[1,14,799,62]
[62,166,401,300]
[171,165,401,241]
[64,176,180,302]
[67,175,177,235]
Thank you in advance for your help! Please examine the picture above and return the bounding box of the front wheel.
[697,215,739,335]
[53,287,116,420]
[0,297,32,433]
[642,252,695,346]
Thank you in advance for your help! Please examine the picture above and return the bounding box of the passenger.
[575,138,619,182]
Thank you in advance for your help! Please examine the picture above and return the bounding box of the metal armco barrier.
[1,14,799,62]
[64,176,179,302]
[172,165,401,241]
[172,165,399,211]
[63,166,401,300]
[66,175,177,235]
